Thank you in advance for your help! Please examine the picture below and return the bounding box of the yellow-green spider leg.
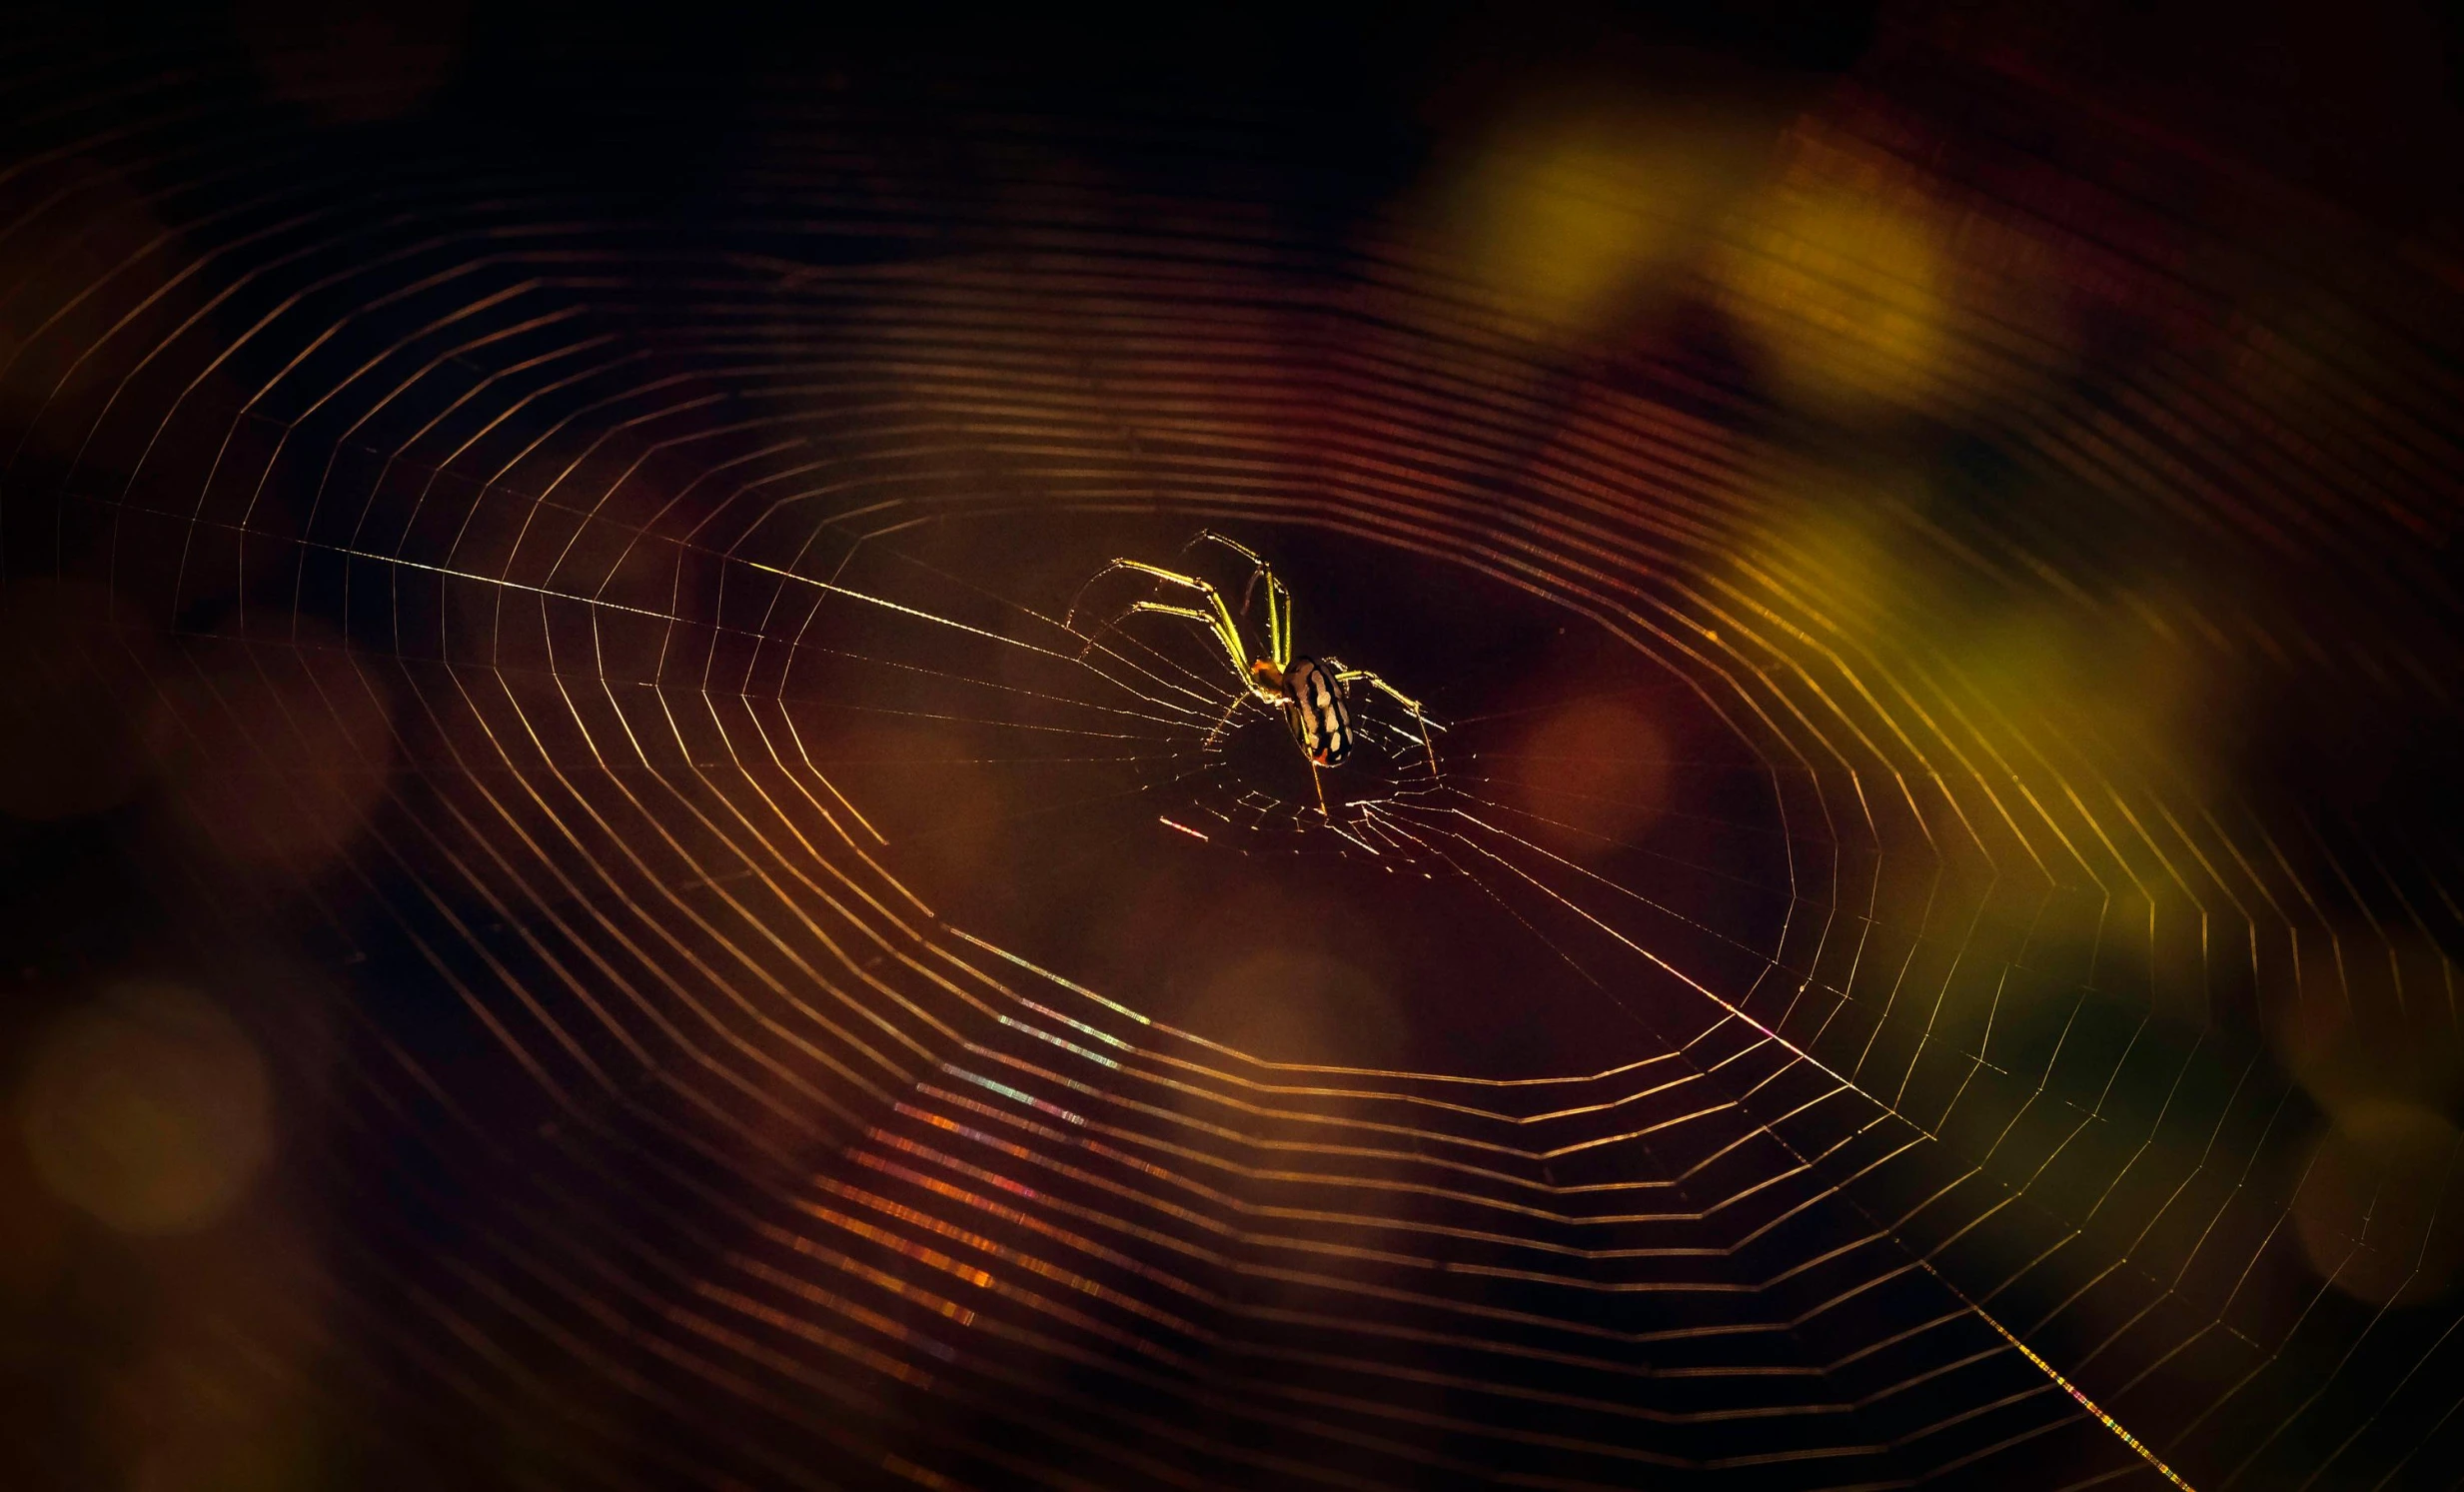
[1333,664,1440,777]
[1067,560,1280,704]
[1187,530,1293,672]
[1127,600,1253,691]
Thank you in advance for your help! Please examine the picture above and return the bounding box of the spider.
[1068,531,1437,777]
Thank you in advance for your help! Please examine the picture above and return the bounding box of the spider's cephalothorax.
[1068,532,1434,775]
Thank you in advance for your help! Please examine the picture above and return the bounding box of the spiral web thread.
[5,42,2463,1492]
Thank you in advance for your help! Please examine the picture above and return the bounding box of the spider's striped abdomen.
[1281,656,1354,765]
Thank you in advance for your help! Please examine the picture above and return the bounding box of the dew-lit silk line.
[1944,1274,2197,1491]
[919,930,2205,1473]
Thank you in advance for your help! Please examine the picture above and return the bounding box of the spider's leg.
[1328,664,1424,715]
[1235,566,1288,673]
[1267,573,1292,673]
[1069,560,1239,665]
[1066,559,1199,636]
[1185,531,1293,671]
[1184,531,1269,626]
[1188,529,1269,569]
[1067,559,1282,704]
[1331,665,1441,777]
[1121,600,1251,689]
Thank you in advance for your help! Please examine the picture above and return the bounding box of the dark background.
[6,1,2464,1489]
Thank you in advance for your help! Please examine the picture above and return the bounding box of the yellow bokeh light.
[17,984,274,1236]
[1423,101,1765,340]
[1713,149,1947,416]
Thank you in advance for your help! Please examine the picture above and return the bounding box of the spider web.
[5,31,2464,1492]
